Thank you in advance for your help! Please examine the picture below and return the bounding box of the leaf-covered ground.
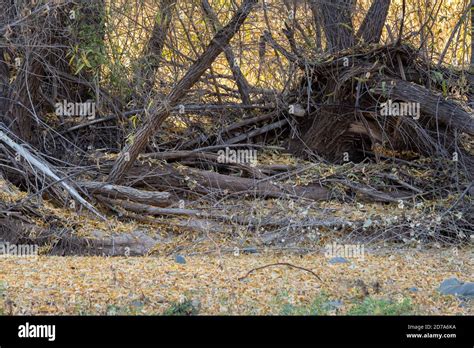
[0,249,471,315]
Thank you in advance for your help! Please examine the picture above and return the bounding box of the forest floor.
[1,157,473,315]
[0,248,472,315]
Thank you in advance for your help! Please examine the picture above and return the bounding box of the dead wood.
[107,0,258,183]
[79,181,172,207]
[372,79,474,135]
[0,124,105,220]
[201,0,251,104]
[126,164,330,201]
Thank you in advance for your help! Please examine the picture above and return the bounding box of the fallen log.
[97,196,248,225]
[111,208,226,234]
[141,150,266,178]
[372,79,474,135]
[329,179,412,203]
[78,181,172,207]
[225,119,288,145]
[127,164,330,201]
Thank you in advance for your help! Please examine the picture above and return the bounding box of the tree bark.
[107,0,258,183]
[357,0,391,44]
[5,58,43,143]
[309,2,323,51]
[309,0,355,51]
[471,0,474,69]
[0,48,8,116]
[135,0,176,93]
[79,181,172,207]
[0,2,11,115]
[373,79,474,135]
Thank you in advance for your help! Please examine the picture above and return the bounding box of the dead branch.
[0,124,105,220]
[107,0,258,183]
[79,181,172,207]
[238,262,322,281]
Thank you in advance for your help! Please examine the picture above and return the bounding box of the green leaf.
[74,62,85,75]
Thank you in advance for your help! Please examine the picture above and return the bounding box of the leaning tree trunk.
[201,0,251,104]
[107,0,258,183]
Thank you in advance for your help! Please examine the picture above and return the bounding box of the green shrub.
[163,299,199,316]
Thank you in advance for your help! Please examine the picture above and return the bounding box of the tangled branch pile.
[0,0,473,255]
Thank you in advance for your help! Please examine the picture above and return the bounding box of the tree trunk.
[135,0,176,93]
[5,58,43,143]
[309,2,323,51]
[107,0,258,183]
[471,0,474,69]
[310,0,355,51]
[75,0,106,99]
[357,0,391,44]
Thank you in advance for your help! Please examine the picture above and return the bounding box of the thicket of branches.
[0,0,473,254]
